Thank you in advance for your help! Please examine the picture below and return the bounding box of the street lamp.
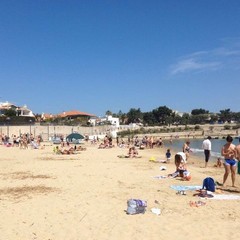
[47,123,50,141]
[29,119,32,135]
[6,117,11,137]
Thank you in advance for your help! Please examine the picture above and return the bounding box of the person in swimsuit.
[221,135,237,187]
[182,141,191,160]
[236,139,240,161]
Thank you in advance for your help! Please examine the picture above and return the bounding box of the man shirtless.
[221,135,237,187]
[236,140,240,161]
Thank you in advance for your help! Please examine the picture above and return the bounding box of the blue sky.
[0,0,240,117]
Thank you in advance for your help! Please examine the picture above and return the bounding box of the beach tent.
[66,133,84,143]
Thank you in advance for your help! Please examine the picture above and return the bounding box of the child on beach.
[182,141,191,160]
[165,149,171,163]
[214,157,223,167]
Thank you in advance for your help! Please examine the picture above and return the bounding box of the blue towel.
[170,185,202,191]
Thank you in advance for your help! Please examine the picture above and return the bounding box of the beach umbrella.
[66,133,84,142]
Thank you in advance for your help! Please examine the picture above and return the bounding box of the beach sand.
[0,141,240,240]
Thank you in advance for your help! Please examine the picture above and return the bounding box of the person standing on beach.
[236,140,240,161]
[182,141,191,160]
[202,136,212,168]
[221,135,237,187]
[236,142,240,175]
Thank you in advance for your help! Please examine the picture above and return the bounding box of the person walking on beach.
[202,136,212,168]
[221,135,237,187]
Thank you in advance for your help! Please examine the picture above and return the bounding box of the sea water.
[164,137,240,161]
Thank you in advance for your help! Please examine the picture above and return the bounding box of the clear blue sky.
[0,0,240,116]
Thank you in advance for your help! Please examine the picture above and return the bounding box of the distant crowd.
[0,133,43,149]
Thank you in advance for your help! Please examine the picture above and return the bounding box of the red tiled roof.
[42,113,54,119]
[59,110,95,118]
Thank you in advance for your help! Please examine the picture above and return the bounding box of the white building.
[106,115,120,127]
[89,115,120,128]
[0,101,35,117]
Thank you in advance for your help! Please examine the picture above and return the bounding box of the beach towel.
[153,175,167,179]
[207,194,240,200]
[171,185,202,191]
[31,141,39,149]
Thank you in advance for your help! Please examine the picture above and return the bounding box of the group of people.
[53,142,87,154]
[116,136,164,149]
[1,133,43,149]
[98,135,114,149]
[202,135,240,187]
[163,135,240,185]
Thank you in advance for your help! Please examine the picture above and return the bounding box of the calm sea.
[164,137,240,161]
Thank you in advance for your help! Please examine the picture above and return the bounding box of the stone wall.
[0,124,116,141]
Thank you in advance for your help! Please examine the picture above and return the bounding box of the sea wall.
[0,124,114,141]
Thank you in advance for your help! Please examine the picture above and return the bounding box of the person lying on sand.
[74,145,87,151]
[53,145,75,155]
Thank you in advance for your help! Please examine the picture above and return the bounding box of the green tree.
[209,114,219,123]
[127,108,143,124]
[4,109,17,117]
[219,109,232,123]
[191,108,209,115]
[143,112,156,125]
[105,110,112,116]
[172,114,182,125]
[180,113,190,125]
[190,114,208,124]
[232,112,240,123]
[152,106,172,125]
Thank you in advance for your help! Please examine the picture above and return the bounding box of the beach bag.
[126,199,147,215]
[202,177,215,192]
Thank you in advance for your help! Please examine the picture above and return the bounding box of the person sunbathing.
[54,145,75,155]
[53,146,62,154]
[75,145,87,151]
[98,142,108,149]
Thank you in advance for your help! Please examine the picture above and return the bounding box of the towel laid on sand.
[208,194,240,200]
[171,185,202,191]
[153,175,167,179]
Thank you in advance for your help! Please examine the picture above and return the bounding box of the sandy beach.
[0,141,240,240]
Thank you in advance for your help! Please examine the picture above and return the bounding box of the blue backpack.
[202,177,215,192]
